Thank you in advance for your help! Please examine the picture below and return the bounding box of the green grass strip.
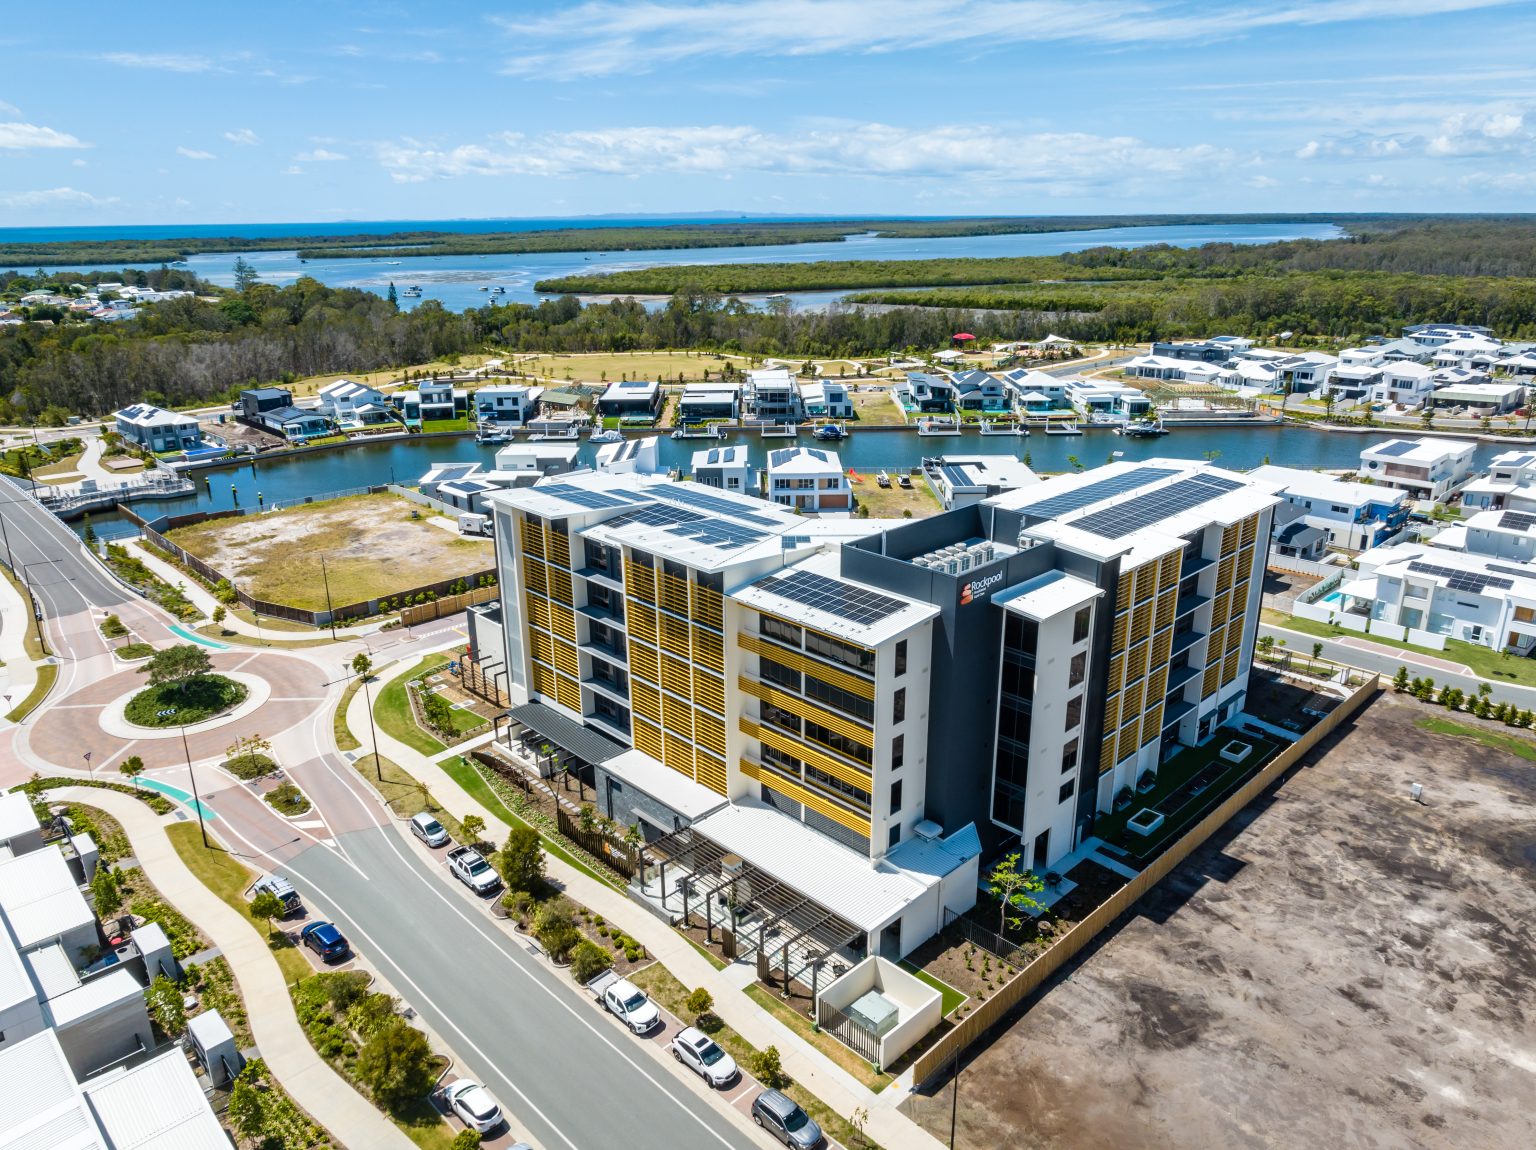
[1415,715,1536,762]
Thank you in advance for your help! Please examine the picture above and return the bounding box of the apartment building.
[1359,437,1477,502]
[484,459,1275,959]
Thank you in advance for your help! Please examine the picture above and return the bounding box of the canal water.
[83,424,1506,539]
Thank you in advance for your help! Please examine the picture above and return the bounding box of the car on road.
[670,1025,738,1087]
[589,970,661,1034]
[300,921,350,963]
[447,845,502,896]
[751,1089,823,1149]
[444,1079,503,1134]
[410,812,451,848]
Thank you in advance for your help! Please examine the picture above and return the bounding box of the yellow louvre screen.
[663,732,694,776]
[624,559,655,603]
[661,694,693,738]
[1123,679,1145,718]
[548,568,574,606]
[545,526,571,569]
[522,557,548,597]
[1099,737,1117,774]
[1135,564,1158,604]
[1141,705,1164,745]
[629,642,660,686]
[694,751,727,796]
[529,630,553,666]
[693,627,724,673]
[1150,628,1172,667]
[693,669,726,715]
[551,639,579,678]
[1102,692,1121,732]
[1225,624,1243,655]
[530,663,554,697]
[1202,663,1221,698]
[1117,722,1140,762]
[1241,514,1259,545]
[628,603,657,645]
[1116,568,1135,605]
[634,718,665,761]
[549,603,577,642]
[1221,523,1240,556]
[554,672,580,711]
[1106,652,1125,694]
[693,585,724,631]
[739,718,871,790]
[1160,551,1181,584]
[1217,555,1236,591]
[1147,665,1168,704]
[694,711,727,756]
[1111,611,1129,652]
[525,595,550,633]
[1155,589,1176,631]
[659,613,691,659]
[1132,600,1154,643]
[737,634,874,699]
[754,768,870,835]
[660,653,692,698]
[660,572,691,619]
[1126,640,1149,685]
[519,518,545,558]
[1222,650,1241,685]
[632,681,661,724]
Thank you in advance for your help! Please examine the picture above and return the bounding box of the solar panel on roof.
[604,502,769,550]
[1071,474,1245,540]
[1022,467,1179,522]
[533,483,637,510]
[1372,441,1420,457]
[755,569,907,628]
[653,485,781,526]
[1500,511,1536,533]
[1406,560,1513,594]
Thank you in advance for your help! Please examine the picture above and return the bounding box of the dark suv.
[300,921,351,963]
[751,1089,823,1148]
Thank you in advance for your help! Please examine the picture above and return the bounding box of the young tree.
[355,1018,437,1112]
[145,974,186,1037]
[459,814,485,846]
[227,1075,266,1140]
[534,904,581,961]
[352,651,373,679]
[570,939,614,983]
[1392,666,1410,693]
[82,514,98,552]
[118,755,143,790]
[228,733,272,778]
[450,1129,482,1150]
[497,825,546,892]
[987,852,1044,937]
[91,866,121,917]
[1311,642,1324,660]
[751,1045,790,1090]
[232,256,259,293]
[211,605,227,631]
[684,987,714,1024]
[249,889,286,939]
[139,644,212,693]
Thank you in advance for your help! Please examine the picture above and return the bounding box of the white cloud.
[102,51,214,72]
[0,186,119,209]
[1295,140,1319,159]
[377,122,1230,186]
[224,128,261,146]
[177,146,217,160]
[0,122,88,149]
[1428,105,1530,154]
[295,148,348,162]
[71,158,87,167]
[495,0,1523,76]
[0,99,19,115]
[282,165,305,175]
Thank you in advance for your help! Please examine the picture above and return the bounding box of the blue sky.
[4,1,1536,225]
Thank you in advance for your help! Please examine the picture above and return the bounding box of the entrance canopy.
[507,702,625,765]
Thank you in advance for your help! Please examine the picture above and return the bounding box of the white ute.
[446,845,501,895]
[588,970,661,1034]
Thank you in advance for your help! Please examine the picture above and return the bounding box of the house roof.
[262,405,328,425]
[0,847,93,950]
[82,1048,229,1149]
[767,447,841,474]
[0,792,37,845]
[115,404,194,428]
[242,387,290,401]
[0,1031,105,1150]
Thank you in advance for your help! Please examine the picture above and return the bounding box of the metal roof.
[602,749,728,823]
[0,848,94,950]
[0,792,37,845]
[508,702,626,764]
[44,967,143,1027]
[82,1048,229,1149]
[0,1031,105,1150]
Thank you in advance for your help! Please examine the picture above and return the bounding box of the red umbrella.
[952,332,976,341]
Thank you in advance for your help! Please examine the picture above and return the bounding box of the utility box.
[187,1009,243,1086]
[73,833,99,883]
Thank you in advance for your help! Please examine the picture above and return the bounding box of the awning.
[508,702,626,764]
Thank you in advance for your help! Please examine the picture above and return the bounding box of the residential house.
[238,387,292,424]
[473,383,544,426]
[1322,363,1384,402]
[1460,449,1536,511]
[1122,355,1225,385]
[797,379,852,419]
[255,405,333,442]
[1063,378,1153,424]
[1429,507,1536,563]
[745,369,802,422]
[895,372,957,413]
[1428,380,1526,416]
[1432,335,1503,368]
[596,380,663,421]
[1272,514,1329,564]
[1371,362,1435,408]
[1358,437,1477,502]
[113,405,202,454]
[922,455,1038,510]
[948,370,1010,413]
[691,445,754,494]
[1150,338,1247,362]
[317,379,399,428]
[1250,464,1410,550]
[765,447,852,512]
[1272,351,1338,394]
[1403,323,1494,347]
[678,381,740,424]
[1000,369,1070,412]
[393,379,470,425]
[595,436,662,476]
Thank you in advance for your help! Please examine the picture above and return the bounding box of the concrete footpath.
[48,786,414,1150]
[0,564,41,720]
[345,669,947,1150]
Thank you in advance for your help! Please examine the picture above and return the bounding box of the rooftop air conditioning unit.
[913,819,944,841]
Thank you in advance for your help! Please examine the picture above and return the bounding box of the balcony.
[576,601,625,627]
[1175,592,1211,619]
[575,565,625,592]
[1171,628,1204,656]
[578,635,627,662]
[1180,553,1215,576]
[582,675,630,705]
[585,707,631,740]
[1161,697,1196,730]
[1165,662,1202,693]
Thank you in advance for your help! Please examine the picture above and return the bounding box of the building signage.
[960,569,1006,606]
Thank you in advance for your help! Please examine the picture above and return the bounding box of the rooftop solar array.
[1371,440,1420,458]
[1073,474,1246,540]
[754,569,907,627]
[1500,511,1536,532]
[1488,562,1536,580]
[1021,466,1179,522]
[603,502,770,550]
[653,484,781,526]
[1406,560,1514,595]
[533,483,639,510]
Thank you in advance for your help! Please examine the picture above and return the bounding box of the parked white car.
[670,1025,738,1087]
[589,970,661,1034]
[410,811,450,848]
[445,1080,503,1134]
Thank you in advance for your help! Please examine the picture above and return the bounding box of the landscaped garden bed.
[125,675,246,726]
[264,782,312,817]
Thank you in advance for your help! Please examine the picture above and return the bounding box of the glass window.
[1064,694,1083,732]
[804,673,876,723]
[889,779,903,813]
[1061,738,1079,774]
[891,734,904,769]
[892,687,906,724]
[888,825,901,849]
[803,763,870,805]
[1058,778,1076,803]
[805,718,872,766]
[761,616,803,647]
[1068,650,1087,688]
[895,639,908,676]
[804,630,876,674]
[759,657,801,692]
[1072,606,1092,644]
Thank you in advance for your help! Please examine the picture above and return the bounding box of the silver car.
[410,812,450,848]
[671,1026,738,1087]
[751,1089,823,1149]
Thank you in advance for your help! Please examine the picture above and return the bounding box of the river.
[39,221,1342,314]
[83,423,1504,540]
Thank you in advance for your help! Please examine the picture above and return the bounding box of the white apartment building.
[765,447,852,513]
[1358,437,1477,502]
[1249,465,1410,551]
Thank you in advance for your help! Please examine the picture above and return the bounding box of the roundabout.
[98,671,272,740]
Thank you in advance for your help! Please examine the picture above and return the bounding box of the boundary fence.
[116,499,496,626]
[911,675,1382,1087]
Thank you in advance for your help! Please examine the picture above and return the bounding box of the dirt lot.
[166,493,493,609]
[904,690,1536,1150]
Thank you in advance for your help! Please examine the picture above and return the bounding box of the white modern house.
[922,455,1038,510]
[1429,507,1536,562]
[1063,378,1153,424]
[1123,355,1225,384]
[1372,362,1435,407]
[315,379,397,427]
[765,447,853,513]
[112,405,203,453]
[1358,437,1477,502]
[1428,380,1526,416]
[1432,335,1503,367]
[1460,449,1536,511]
[691,445,754,493]
[473,383,544,426]
[1404,323,1494,347]
[1250,465,1411,551]
[595,436,662,475]
[745,369,802,422]
[798,379,852,419]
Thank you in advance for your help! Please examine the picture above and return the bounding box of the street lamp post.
[351,660,383,782]
[179,725,209,848]
[320,554,337,640]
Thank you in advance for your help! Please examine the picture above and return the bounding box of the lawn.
[376,658,451,756]
[265,782,312,816]
[277,354,498,399]
[164,492,493,611]
[1263,608,1536,687]
[853,473,942,519]
[124,674,246,727]
[1414,715,1536,762]
[899,961,968,1016]
[419,417,470,434]
[5,663,57,723]
[166,822,312,983]
[350,752,465,845]
[31,452,83,483]
[849,389,909,426]
[517,350,742,386]
[334,677,364,751]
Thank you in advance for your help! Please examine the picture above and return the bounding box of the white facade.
[745,369,802,421]
[112,405,202,453]
[1460,449,1536,511]
[473,383,543,425]
[1372,362,1435,407]
[1430,508,1536,562]
[691,444,754,493]
[1359,437,1477,502]
[798,379,852,418]
[315,379,393,425]
[765,447,852,513]
[1249,465,1409,550]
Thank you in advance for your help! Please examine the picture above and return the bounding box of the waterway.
[39,221,1342,314]
[81,423,1507,540]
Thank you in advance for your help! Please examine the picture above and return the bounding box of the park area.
[903,691,1536,1150]
[165,493,493,611]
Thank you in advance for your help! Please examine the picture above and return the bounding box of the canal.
[83,423,1509,539]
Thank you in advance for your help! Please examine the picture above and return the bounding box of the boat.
[898,473,913,489]
[979,419,1027,437]
[589,429,623,444]
[876,470,891,488]
[918,418,961,437]
[402,286,423,298]
[475,426,511,444]
[479,286,490,292]
[491,286,506,294]
[1044,422,1083,436]
[1119,419,1169,438]
[813,422,847,441]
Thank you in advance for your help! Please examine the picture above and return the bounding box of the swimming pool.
[127,775,218,821]
[1320,591,1343,605]
[169,624,228,650]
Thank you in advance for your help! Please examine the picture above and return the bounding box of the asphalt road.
[0,479,131,615]
[281,824,757,1150]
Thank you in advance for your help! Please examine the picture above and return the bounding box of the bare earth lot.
[166,493,493,609]
[904,691,1535,1150]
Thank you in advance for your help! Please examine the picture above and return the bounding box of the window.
[1061,738,1079,774]
[890,779,903,813]
[804,630,876,674]
[895,639,908,676]
[1064,694,1083,732]
[762,704,802,735]
[1068,651,1087,688]
[891,734,904,769]
[759,657,801,692]
[1058,779,1075,803]
[1073,605,1092,643]
[892,687,906,724]
[727,477,740,489]
[888,825,902,849]
[804,718,872,766]
[803,763,870,805]
[804,673,876,723]
[761,616,803,647]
